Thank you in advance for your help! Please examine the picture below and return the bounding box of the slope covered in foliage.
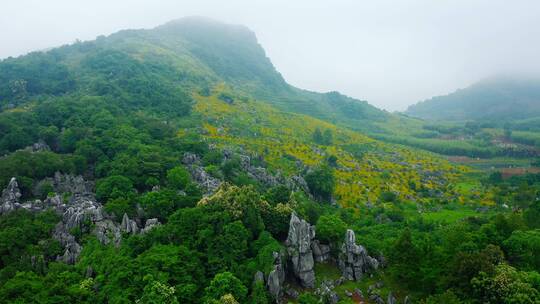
[406,76,540,121]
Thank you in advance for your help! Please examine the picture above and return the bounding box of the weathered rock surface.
[339,229,379,281]
[315,280,339,304]
[285,212,316,288]
[182,152,221,194]
[121,213,139,234]
[266,251,285,303]
[53,222,81,264]
[0,178,22,214]
[388,292,397,304]
[311,239,331,263]
[141,218,161,233]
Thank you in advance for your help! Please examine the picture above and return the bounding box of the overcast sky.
[2,0,540,111]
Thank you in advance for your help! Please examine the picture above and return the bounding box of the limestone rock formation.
[315,280,339,304]
[121,213,139,234]
[182,152,221,194]
[388,292,397,304]
[266,251,285,303]
[95,219,122,246]
[311,240,331,263]
[0,178,22,214]
[53,223,82,264]
[339,229,379,281]
[141,218,161,233]
[285,212,316,288]
[63,195,104,230]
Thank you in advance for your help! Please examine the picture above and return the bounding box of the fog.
[2,0,540,110]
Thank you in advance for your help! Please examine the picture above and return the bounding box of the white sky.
[2,0,540,110]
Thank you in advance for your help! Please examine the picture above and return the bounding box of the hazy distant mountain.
[405,76,540,121]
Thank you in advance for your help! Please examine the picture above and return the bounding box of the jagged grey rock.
[182,152,200,165]
[316,280,339,304]
[404,295,410,304]
[53,222,81,264]
[53,172,93,195]
[63,195,104,230]
[0,178,22,214]
[388,292,397,304]
[141,218,161,233]
[121,213,139,234]
[95,219,122,246]
[267,251,285,303]
[339,229,379,281]
[311,239,331,263]
[253,271,265,284]
[285,212,316,288]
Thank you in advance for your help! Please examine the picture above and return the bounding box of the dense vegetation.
[405,76,540,121]
[1,17,540,304]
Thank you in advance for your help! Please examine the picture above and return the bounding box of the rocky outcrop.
[141,218,160,233]
[266,251,286,303]
[63,195,104,230]
[0,178,22,214]
[182,152,221,194]
[315,280,339,304]
[285,212,316,288]
[339,229,379,281]
[121,213,139,234]
[311,240,331,263]
[53,222,81,264]
[95,219,122,246]
[388,292,397,304]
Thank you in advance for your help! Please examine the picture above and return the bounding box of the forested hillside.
[405,76,540,121]
[1,17,540,304]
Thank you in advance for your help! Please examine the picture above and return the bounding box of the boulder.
[285,212,316,288]
[339,229,379,281]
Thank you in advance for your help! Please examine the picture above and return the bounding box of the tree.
[316,214,347,245]
[503,230,540,271]
[471,264,540,304]
[137,277,179,304]
[166,166,191,190]
[388,228,420,289]
[250,281,270,304]
[322,129,333,145]
[305,164,335,201]
[95,175,134,202]
[204,272,248,303]
[312,128,323,144]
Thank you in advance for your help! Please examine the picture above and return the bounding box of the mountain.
[0,17,386,131]
[405,76,540,121]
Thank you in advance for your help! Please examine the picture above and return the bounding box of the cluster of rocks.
[339,229,379,281]
[315,280,340,304]
[183,150,312,197]
[285,212,316,288]
[182,152,221,194]
[0,174,161,264]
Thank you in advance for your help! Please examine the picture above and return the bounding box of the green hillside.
[405,76,540,121]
